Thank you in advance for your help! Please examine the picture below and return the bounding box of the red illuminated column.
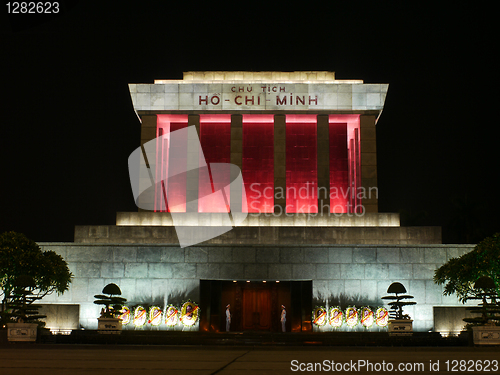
[198,115,232,212]
[242,115,274,213]
[155,127,169,212]
[167,122,188,212]
[329,123,348,213]
[285,115,318,213]
[329,115,361,214]
[155,115,188,212]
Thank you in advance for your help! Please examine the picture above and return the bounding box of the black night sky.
[1,3,497,244]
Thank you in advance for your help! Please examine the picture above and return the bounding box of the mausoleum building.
[38,72,473,335]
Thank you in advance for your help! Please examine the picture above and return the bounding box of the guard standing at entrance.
[281,305,286,332]
[226,304,231,331]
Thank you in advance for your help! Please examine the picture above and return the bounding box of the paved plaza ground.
[0,345,499,375]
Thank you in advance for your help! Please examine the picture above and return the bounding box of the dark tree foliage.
[463,276,500,326]
[434,233,500,303]
[3,275,47,324]
[0,231,72,322]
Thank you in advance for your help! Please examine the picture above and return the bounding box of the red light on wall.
[329,122,348,213]
[242,114,274,213]
[243,114,275,123]
[167,122,188,212]
[285,115,317,213]
[155,115,189,212]
[286,114,317,123]
[328,115,360,213]
[198,114,232,213]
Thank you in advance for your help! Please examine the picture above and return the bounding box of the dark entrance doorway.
[199,280,312,332]
[242,284,271,330]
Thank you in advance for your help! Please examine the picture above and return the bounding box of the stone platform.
[75,225,441,245]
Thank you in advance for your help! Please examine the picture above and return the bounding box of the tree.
[4,275,47,324]
[463,276,500,326]
[0,231,73,321]
[381,282,416,320]
[434,233,500,303]
[94,283,127,318]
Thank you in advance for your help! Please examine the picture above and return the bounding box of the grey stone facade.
[39,243,474,332]
[74,224,442,245]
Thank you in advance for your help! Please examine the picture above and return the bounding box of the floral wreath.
[345,306,359,328]
[133,305,147,327]
[165,304,179,326]
[180,301,199,326]
[312,306,327,326]
[118,306,130,325]
[329,306,343,328]
[375,307,389,327]
[148,306,162,326]
[360,306,374,328]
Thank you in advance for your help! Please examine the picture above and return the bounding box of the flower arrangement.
[164,304,179,327]
[133,306,147,327]
[179,301,199,326]
[345,306,359,328]
[118,306,130,325]
[360,307,374,328]
[312,306,327,326]
[375,307,389,327]
[114,302,200,328]
[119,302,389,330]
[148,306,162,326]
[328,306,343,328]
[322,306,388,329]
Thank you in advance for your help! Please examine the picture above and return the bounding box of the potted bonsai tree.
[464,276,500,345]
[5,275,46,342]
[382,282,416,336]
[94,283,127,334]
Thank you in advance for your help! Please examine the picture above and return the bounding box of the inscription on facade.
[198,84,318,108]
[130,80,388,112]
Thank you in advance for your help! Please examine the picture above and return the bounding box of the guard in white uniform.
[225,304,231,332]
[281,305,286,332]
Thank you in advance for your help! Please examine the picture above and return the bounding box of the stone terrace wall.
[74,225,442,245]
[38,243,474,331]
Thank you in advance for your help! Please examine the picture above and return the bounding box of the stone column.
[274,115,286,213]
[138,115,157,212]
[140,115,157,146]
[317,115,330,214]
[360,115,378,213]
[230,115,243,211]
[186,114,200,212]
